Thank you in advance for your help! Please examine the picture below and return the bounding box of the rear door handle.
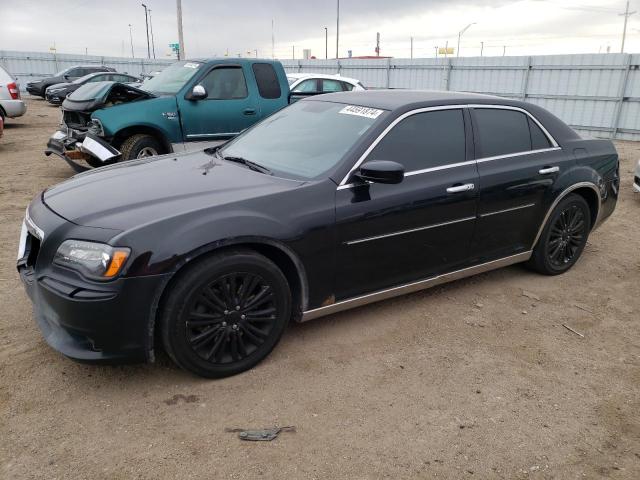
[539,166,559,175]
[446,183,475,194]
[243,108,257,116]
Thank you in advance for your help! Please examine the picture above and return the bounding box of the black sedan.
[18,90,619,378]
[45,72,141,105]
[26,65,115,97]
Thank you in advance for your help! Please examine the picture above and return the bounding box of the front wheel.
[160,250,292,378]
[119,134,164,160]
[526,193,591,275]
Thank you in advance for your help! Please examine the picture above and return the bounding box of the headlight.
[54,240,130,280]
[87,119,104,137]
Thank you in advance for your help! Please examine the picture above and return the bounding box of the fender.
[142,235,310,362]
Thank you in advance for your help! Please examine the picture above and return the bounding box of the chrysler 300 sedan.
[18,90,619,378]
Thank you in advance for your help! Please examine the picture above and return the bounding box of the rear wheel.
[119,134,164,160]
[527,193,591,275]
[160,250,291,378]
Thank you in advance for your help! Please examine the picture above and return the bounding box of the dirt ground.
[0,98,638,479]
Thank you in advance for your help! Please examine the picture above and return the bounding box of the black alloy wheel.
[161,250,291,378]
[527,193,591,275]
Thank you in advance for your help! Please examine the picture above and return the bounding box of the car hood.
[62,81,155,112]
[47,82,73,91]
[42,150,306,231]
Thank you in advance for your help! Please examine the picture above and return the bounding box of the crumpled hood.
[62,81,154,112]
[43,150,305,231]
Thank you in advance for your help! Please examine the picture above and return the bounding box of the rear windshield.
[141,61,202,94]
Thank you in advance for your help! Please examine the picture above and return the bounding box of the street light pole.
[480,41,484,57]
[410,36,413,59]
[128,24,134,58]
[149,8,156,59]
[176,0,185,60]
[620,0,637,53]
[325,27,328,59]
[336,0,340,59]
[457,22,476,57]
[142,3,150,59]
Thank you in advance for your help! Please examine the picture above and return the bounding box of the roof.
[307,89,515,110]
[188,58,279,65]
[286,72,360,84]
[307,89,581,143]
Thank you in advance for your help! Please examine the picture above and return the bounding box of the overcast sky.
[1,0,638,59]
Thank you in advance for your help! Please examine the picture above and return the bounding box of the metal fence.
[0,50,173,87]
[1,50,638,141]
[282,54,640,141]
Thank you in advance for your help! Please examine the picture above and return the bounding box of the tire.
[119,134,164,161]
[526,193,591,275]
[160,249,292,378]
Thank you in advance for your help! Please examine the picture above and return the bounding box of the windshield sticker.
[339,105,384,119]
[183,62,200,69]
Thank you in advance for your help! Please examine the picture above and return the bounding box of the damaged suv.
[46,59,291,171]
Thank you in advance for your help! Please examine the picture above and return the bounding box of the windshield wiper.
[217,152,272,175]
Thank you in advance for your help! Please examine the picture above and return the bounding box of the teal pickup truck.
[45,59,294,171]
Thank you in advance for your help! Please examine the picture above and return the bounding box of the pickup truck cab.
[46,59,291,171]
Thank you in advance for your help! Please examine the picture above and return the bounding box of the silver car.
[0,65,27,121]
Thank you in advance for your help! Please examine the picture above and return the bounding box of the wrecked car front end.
[45,81,155,172]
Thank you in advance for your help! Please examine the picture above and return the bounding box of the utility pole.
[255,49,258,58]
[292,45,295,59]
[324,27,328,59]
[620,0,637,53]
[336,0,340,59]
[271,19,275,59]
[142,3,150,59]
[149,8,156,59]
[435,46,438,58]
[410,36,414,59]
[375,32,380,56]
[480,41,484,56]
[176,0,185,60]
[128,24,134,58]
[444,40,449,58]
[503,45,506,56]
[457,22,476,57]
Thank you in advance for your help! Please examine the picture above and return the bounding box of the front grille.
[62,110,91,130]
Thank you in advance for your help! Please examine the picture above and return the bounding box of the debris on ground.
[562,324,585,338]
[225,425,296,441]
[521,290,541,301]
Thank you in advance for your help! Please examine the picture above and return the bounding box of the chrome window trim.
[468,104,559,149]
[345,216,475,245]
[337,103,561,189]
[300,251,532,322]
[479,203,536,218]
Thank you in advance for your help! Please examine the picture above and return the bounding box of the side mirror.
[63,75,70,80]
[189,84,207,100]
[355,160,404,184]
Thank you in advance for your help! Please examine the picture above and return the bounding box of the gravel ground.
[1,98,639,479]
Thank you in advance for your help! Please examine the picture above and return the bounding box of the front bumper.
[45,129,121,172]
[26,84,43,96]
[45,92,64,105]
[19,265,170,364]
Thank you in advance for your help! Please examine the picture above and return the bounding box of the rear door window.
[368,109,466,172]
[474,108,532,158]
[252,63,282,99]
[200,67,248,100]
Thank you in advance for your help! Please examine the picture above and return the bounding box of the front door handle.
[446,183,475,194]
[539,166,559,175]
[243,108,257,116]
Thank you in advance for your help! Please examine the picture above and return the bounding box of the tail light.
[7,82,20,100]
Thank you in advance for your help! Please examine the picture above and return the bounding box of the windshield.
[141,61,201,94]
[220,101,387,180]
[287,77,298,86]
[53,67,72,77]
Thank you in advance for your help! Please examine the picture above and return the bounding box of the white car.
[287,73,366,94]
[634,160,640,193]
[0,65,27,121]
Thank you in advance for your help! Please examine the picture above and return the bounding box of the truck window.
[201,67,248,100]
[252,63,282,99]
